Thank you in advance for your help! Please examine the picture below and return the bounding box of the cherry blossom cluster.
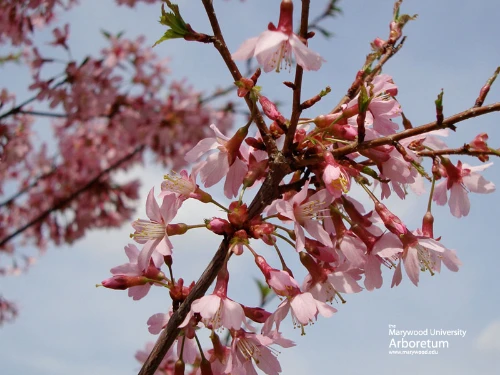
[0,0,233,313]
[0,295,18,327]
[99,1,499,374]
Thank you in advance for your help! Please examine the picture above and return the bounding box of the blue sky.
[1,0,500,374]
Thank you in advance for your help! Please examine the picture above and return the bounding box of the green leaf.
[435,89,444,110]
[154,1,189,47]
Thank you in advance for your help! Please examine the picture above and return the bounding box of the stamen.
[163,173,194,195]
[131,220,166,241]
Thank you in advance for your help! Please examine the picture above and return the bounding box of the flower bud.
[207,218,233,236]
[374,202,408,236]
[174,359,185,375]
[242,305,271,323]
[259,95,286,122]
[101,275,148,290]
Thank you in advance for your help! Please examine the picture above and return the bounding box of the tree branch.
[330,103,500,158]
[138,237,230,375]
[282,0,310,155]
[200,0,278,157]
[0,145,144,248]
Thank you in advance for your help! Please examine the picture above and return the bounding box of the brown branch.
[16,110,68,118]
[0,79,66,121]
[330,103,500,157]
[417,146,500,158]
[293,102,500,167]
[282,0,311,155]
[0,165,58,208]
[138,237,230,375]
[137,3,297,373]
[329,38,406,115]
[0,145,144,248]
[200,0,277,157]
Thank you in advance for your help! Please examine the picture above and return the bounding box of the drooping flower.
[232,0,324,73]
[374,232,461,287]
[226,329,294,375]
[159,169,212,203]
[147,310,199,365]
[267,180,333,252]
[322,153,352,198]
[185,124,248,198]
[191,268,245,331]
[433,159,495,218]
[254,255,336,335]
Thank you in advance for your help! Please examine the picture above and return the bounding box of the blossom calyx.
[170,278,195,308]
[166,223,188,236]
[228,202,248,228]
[422,211,434,238]
[277,0,294,34]
[299,252,326,284]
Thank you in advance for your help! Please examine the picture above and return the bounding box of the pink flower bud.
[258,95,285,122]
[207,218,233,235]
[313,113,343,128]
[371,37,387,51]
[469,133,489,151]
[374,202,408,236]
[101,275,148,290]
[242,305,271,323]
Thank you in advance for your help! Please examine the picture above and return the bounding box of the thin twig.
[282,0,311,155]
[200,0,277,157]
[417,146,500,158]
[0,165,58,208]
[294,103,500,166]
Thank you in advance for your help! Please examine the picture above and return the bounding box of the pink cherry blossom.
[364,233,402,291]
[131,188,182,270]
[268,180,333,251]
[347,74,401,135]
[322,157,352,198]
[232,0,324,73]
[147,311,199,365]
[226,329,294,375]
[376,232,460,287]
[303,269,362,303]
[185,124,248,198]
[262,291,337,335]
[191,269,245,331]
[433,160,495,218]
[104,243,165,300]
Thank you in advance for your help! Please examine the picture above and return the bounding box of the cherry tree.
[1,1,499,374]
